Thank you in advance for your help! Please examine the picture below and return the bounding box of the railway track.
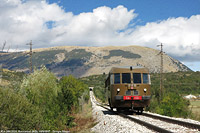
[91,92,200,133]
[99,105,173,133]
[128,112,200,133]
[142,112,200,131]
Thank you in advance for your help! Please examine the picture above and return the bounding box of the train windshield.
[122,73,131,84]
[133,73,141,83]
[114,73,120,84]
[143,73,149,84]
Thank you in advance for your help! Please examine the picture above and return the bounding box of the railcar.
[105,66,151,113]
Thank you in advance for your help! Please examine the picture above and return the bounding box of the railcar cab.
[105,66,151,113]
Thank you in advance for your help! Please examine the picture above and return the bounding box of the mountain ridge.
[0,45,191,78]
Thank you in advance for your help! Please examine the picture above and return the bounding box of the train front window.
[114,73,120,84]
[122,73,131,84]
[143,73,149,84]
[133,73,141,84]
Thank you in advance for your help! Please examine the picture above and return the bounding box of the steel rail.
[91,92,200,132]
[98,105,172,133]
[143,112,200,131]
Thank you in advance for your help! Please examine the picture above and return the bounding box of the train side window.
[110,74,114,85]
[114,73,120,84]
[122,73,131,84]
[143,73,149,84]
[133,73,141,84]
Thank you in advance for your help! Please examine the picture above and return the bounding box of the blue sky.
[1,0,200,71]
[47,0,200,25]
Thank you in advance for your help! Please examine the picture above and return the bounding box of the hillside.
[0,45,190,78]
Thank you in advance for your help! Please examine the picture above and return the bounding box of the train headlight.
[144,88,147,92]
[117,88,120,92]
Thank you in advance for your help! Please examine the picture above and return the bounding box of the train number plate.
[123,96,142,100]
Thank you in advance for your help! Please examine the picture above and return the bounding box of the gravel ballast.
[90,91,200,133]
[90,92,153,133]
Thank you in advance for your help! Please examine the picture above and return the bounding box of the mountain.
[0,45,191,78]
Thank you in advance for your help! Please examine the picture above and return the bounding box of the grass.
[103,50,141,59]
[189,100,200,121]
[190,100,200,107]
[69,100,96,132]
[0,79,10,86]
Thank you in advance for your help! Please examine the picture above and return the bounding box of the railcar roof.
[109,66,149,73]
[112,66,145,69]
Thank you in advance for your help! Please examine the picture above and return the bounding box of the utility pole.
[0,41,6,84]
[157,43,164,102]
[1,41,6,52]
[26,40,33,73]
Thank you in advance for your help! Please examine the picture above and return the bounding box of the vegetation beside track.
[189,100,200,121]
[1,69,199,130]
[0,67,93,130]
[80,74,107,103]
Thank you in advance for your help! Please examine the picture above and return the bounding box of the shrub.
[156,92,190,118]
[20,66,61,129]
[93,86,106,103]
[59,75,88,112]
[1,66,90,130]
[0,88,43,130]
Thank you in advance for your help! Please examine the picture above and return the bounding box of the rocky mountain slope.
[0,45,190,78]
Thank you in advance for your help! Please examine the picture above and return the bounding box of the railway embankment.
[90,91,200,132]
[90,91,152,133]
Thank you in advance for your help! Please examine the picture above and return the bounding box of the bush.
[58,75,88,112]
[155,92,190,118]
[80,74,107,103]
[0,88,43,130]
[93,86,106,103]
[20,66,61,129]
[1,66,90,130]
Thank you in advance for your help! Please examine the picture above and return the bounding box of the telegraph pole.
[0,41,6,83]
[1,41,6,52]
[26,40,33,73]
[157,43,164,102]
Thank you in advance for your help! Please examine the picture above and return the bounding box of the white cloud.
[0,0,72,47]
[0,0,200,63]
[49,5,136,46]
[131,16,200,57]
